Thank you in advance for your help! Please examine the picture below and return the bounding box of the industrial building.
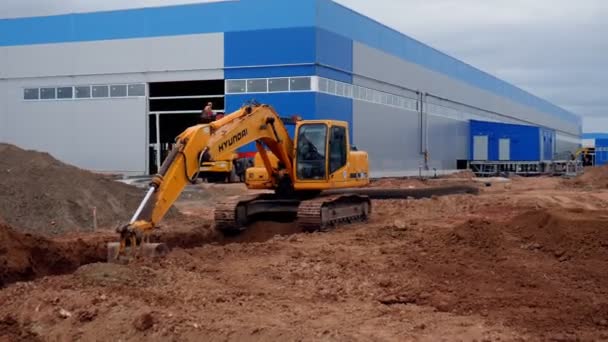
[582,133,608,148]
[0,0,582,177]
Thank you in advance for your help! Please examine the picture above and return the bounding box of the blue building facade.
[470,120,555,162]
[0,0,582,176]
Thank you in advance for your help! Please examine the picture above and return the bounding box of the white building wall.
[352,42,580,138]
[1,77,148,174]
[0,33,224,175]
[0,33,224,79]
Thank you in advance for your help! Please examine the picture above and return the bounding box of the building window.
[110,85,127,97]
[327,79,336,94]
[318,78,328,93]
[336,83,344,97]
[290,77,311,91]
[24,88,39,100]
[226,80,246,94]
[23,82,146,101]
[57,87,73,99]
[381,94,389,105]
[345,85,353,98]
[247,79,268,93]
[128,83,145,96]
[40,87,56,99]
[75,86,91,98]
[269,78,289,92]
[92,85,109,98]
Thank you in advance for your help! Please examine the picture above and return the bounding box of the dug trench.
[0,218,307,288]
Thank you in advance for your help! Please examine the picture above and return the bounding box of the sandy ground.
[1,176,608,341]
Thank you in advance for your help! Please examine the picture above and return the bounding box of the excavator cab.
[292,120,368,191]
[296,123,328,180]
[295,121,350,181]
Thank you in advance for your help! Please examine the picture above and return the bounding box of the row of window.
[23,83,146,100]
[226,76,420,113]
[226,77,312,94]
[317,77,419,112]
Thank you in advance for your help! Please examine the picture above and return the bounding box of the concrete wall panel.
[427,115,468,170]
[352,75,418,99]
[353,100,421,177]
[556,134,581,158]
[2,78,147,174]
[0,33,223,79]
[353,42,580,136]
[0,80,7,142]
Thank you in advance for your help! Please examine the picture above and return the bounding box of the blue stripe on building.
[315,93,353,142]
[0,0,317,46]
[0,0,579,127]
[225,92,317,152]
[225,28,317,67]
[583,133,608,140]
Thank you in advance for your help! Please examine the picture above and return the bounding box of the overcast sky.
[2,0,607,132]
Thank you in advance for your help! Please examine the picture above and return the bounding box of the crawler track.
[214,194,371,233]
[214,194,263,233]
[297,195,371,232]
[214,185,474,233]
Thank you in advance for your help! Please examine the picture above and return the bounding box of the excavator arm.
[111,104,297,259]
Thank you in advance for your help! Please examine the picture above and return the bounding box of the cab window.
[296,124,327,180]
[329,126,347,173]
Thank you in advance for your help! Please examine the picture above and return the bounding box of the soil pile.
[442,170,476,179]
[368,177,429,188]
[509,208,608,260]
[0,143,169,235]
[0,224,107,287]
[413,208,608,335]
[569,165,608,188]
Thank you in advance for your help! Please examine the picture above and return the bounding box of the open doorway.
[148,80,224,174]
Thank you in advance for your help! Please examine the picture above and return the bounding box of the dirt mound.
[568,165,608,189]
[369,177,429,188]
[0,143,173,235]
[442,170,476,179]
[408,208,608,335]
[443,218,506,258]
[509,208,608,260]
[442,208,608,262]
[0,224,108,287]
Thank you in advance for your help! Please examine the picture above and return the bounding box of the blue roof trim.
[315,0,580,126]
[583,133,608,140]
[0,0,316,45]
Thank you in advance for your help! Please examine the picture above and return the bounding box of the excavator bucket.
[106,242,169,263]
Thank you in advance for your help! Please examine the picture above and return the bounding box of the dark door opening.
[147,79,225,175]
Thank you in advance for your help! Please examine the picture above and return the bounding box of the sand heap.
[569,165,608,189]
[0,144,159,235]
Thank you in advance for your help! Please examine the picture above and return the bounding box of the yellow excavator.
[108,102,371,260]
[199,152,244,183]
